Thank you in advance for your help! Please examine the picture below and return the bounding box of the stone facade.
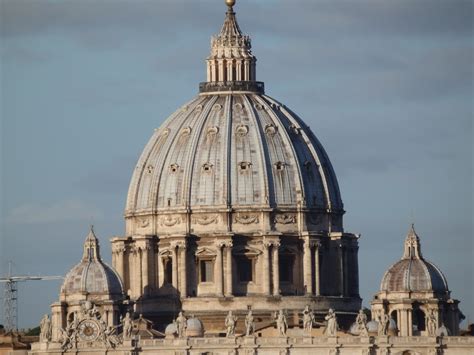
[110,0,362,330]
[371,226,463,338]
[28,1,472,354]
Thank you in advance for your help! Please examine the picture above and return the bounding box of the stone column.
[225,241,233,297]
[407,309,413,336]
[236,60,242,81]
[314,242,321,296]
[215,242,223,296]
[171,243,178,290]
[179,242,187,298]
[338,242,345,297]
[303,239,313,295]
[272,242,280,296]
[112,243,126,285]
[262,242,271,295]
[140,244,149,295]
[206,60,211,82]
[244,60,250,81]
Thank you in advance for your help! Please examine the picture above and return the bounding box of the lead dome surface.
[126,94,342,223]
[61,228,123,298]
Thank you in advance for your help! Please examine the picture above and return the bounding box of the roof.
[61,227,124,298]
[380,225,449,294]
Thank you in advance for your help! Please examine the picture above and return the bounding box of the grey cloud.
[6,199,104,224]
[246,0,472,39]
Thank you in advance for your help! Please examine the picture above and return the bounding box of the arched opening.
[391,310,398,330]
[164,258,173,284]
[412,308,426,335]
[279,250,296,295]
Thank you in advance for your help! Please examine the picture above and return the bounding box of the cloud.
[5,199,103,224]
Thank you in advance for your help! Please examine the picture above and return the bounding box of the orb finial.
[225,0,236,9]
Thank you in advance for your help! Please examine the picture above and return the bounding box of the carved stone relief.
[274,214,296,225]
[234,214,259,225]
[192,214,219,225]
[159,215,181,227]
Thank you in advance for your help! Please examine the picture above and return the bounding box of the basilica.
[29,1,472,354]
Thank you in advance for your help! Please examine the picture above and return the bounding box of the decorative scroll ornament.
[265,124,278,136]
[234,213,259,225]
[233,103,243,112]
[160,128,170,137]
[235,124,249,137]
[180,126,192,137]
[192,214,219,225]
[59,301,121,351]
[160,215,181,227]
[207,126,219,136]
[138,218,150,228]
[274,214,297,225]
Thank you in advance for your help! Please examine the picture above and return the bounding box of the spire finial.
[402,223,423,259]
[225,0,236,9]
[82,226,101,261]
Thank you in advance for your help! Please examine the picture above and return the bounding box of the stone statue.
[59,327,72,351]
[379,313,390,336]
[323,308,338,336]
[39,314,52,342]
[427,310,437,336]
[302,305,315,334]
[225,311,238,337]
[245,310,255,336]
[276,310,288,336]
[355,309,368,336]
[122,312,133,340]
[176,311,187,338]
[104,326,121,348]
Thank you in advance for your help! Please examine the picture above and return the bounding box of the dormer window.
[170,164,179,173]
[238,161,252,172]
[202,163,213,173]
[275,161,285,171]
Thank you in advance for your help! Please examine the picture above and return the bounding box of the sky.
[0,0,472,329]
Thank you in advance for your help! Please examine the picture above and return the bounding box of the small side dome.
[186,316,204,337]
[380,225,449,294]
[61,227,123,299]
[164,322,178,339]
[366,320,379,335]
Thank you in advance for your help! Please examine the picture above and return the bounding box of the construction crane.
[0,262,62,331]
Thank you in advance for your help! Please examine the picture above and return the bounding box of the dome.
[380,225,449,294]
[164,322,178,338]
[366,320,379,334]
[61,227,123,298]
[186,316,204,337]
[124,0,344,237]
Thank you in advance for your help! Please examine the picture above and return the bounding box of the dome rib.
[182,96,219,209]
[242,95,271,207]
[255,95,304,206]
[264,95,338,210]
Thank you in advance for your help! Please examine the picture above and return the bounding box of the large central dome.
[125,93,343,235]
[125,6,343,237]
[113,1,360,330]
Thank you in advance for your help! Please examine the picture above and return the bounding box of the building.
[29,1,473,354]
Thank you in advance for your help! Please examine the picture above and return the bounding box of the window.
[200,260,214,282]
[164,258,173,284]
[279,254,294,282]
[237,256,253,282]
